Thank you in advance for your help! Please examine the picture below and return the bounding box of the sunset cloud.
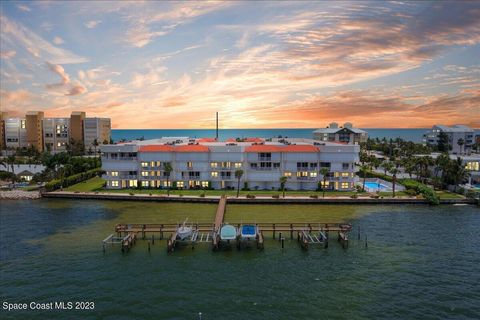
[0,1,478,128]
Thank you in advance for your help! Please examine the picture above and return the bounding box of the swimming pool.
[364,182,391,191]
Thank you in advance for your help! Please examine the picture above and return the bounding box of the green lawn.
[64,177,105,192]
[63,177,466,199]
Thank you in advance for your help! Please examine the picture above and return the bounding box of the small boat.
[176,218,192,240]
[220,224,237,241]
[240,224,257,240]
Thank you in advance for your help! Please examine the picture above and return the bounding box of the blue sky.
[1,1,479,128]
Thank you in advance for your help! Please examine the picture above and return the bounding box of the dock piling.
[148,241,151,252]
[273,223,276,240]
[151,234,154,245]
[290,224,293,240]
[365,235,368,248]
[281,237,285,249]
[278,232,282,242]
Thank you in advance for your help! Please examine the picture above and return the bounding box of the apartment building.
[4,117,27,149]
[0,111,111,153]
[43,117,70,152]
[84,117,111,149]
[101,137,359,191]
[0,112,6,150]
[313,122,368,144]
[423,125,475,155]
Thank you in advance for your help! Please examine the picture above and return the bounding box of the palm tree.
[163,162,173,196]
[93,138,99,157]
[382,161,393,176]
[457,138,465,155]
[279,176,287,198]
[449,157,468,192]
[235,169,244,198]
[388,167,399,198]
[320,167,330,198]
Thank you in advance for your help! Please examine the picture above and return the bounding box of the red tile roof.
[197,138,217,143]
[244,137,264,143]
[174,144,210,152]
[282,145,319,152]
[245,145,319,153]
[139,145,175,152]
[245,145,283,153]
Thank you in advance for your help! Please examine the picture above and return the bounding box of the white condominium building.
[101,137,359,191]
[84,117,111,149]
[313,122,368,144]
[4,118,27,149]
[423,125,475,155]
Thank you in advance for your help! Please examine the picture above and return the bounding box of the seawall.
[42,191,477,205]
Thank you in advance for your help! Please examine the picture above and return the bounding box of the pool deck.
[42,191,476,205]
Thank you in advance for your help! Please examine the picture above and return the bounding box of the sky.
[0,1,479,129]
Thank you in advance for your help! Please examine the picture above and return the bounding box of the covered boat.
[176,218,192,240]
[240,225,257,240]
[220,224,237,241]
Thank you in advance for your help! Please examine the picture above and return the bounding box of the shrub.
[129,192,134,196]
[199,193,205,198]
[309,194,318,199]
[246,194,256,199]
[44,168,103,192]
[405,189,417,197]
[350,193,358,199]
[417,184,439,205]
[272,194,280,199]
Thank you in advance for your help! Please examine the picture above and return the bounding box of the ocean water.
[112,128,480,143]
[1,200,479,319]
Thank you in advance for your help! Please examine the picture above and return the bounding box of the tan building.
[25,111,44,151]
[84,117,111,150]
[70,111,86,144]
[1,110,111,153]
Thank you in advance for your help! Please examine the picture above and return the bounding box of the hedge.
[45,168,104,192]
[399,179,439,205]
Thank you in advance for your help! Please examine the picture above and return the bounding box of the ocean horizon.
[112,128,480,143]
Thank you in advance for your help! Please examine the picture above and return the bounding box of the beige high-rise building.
[1,110,110,153]
[70,111,86,144]
[25,111,44,151]
[84,117,111,150]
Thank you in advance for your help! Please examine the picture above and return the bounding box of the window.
[320,162,331,168]
[284,172,292,177]
[222,162,231,168]
[320,181,330,187]
[111,181,119,187]
[187,161,193,169]
[129,180,137,187]
[273,163,280,168]
[297,162,308,168]
[342,163,350,170]
[211,171,219,177]
[141,171,149,177]
[157,171,161,176]
[141,181,149,187]
[309,163,318,169]
[141,162,148,167]
[309,172,317,177]
[250,163,258,168]
[21,120,26,129]
[296,171,308,177]
[156,161,161,167]
[163,181,171,187]
[150,171,155,176]
[150,161,155,167]
[465,162,479,171]
[177,181,184,188]
[201,181,209,188]
[341,172,350,177]
[111,171,119,177]
[210,162,218,168]
[234,162,242,168]
[341,182,350,189]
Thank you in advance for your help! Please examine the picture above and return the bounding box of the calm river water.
[0,200,479,319]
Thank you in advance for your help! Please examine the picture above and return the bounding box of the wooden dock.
[105,197,354,253]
